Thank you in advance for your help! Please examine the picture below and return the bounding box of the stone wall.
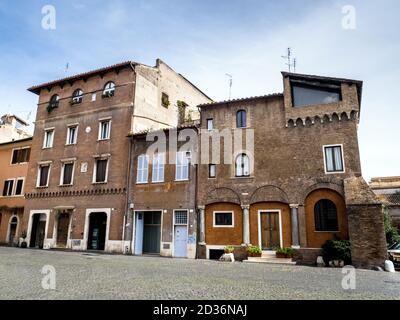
[344,176,388,268]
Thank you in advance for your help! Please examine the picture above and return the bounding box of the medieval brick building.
[195,72,387,267]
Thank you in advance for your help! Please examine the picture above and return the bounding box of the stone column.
[242,205,250,245]
[290,204,300,248]
[198,205,205,244]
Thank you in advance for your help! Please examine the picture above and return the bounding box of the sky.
[0,0,399,181]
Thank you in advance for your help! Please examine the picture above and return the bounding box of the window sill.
[42,147,53,150]
[59,184,73,187]
[92,181,107,185]
[324,171,345,175]
[36,186,49,189]
[10,162,28,166]
[97,138,110,142]
[151,181,165,184]
[0,195,24,198]
[136,182,148,185]
[65,143,77,146]
[232,176,254,179]
[175,179,189,182]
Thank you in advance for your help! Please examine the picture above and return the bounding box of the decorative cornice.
[285,110,358,128]
[26,187,126,199]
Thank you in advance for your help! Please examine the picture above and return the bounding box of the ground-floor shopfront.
[130,208,196,259]
[21,192,127,253]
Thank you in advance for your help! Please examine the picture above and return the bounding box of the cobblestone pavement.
[0,247,399,300]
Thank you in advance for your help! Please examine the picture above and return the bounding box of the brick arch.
[204,187,241,205]
[250,185,289,204]
[304,188,348,248]
[300,179,344,206]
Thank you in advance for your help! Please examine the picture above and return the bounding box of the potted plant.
[275,247,295,258]
[224,245,235,254]
[247,245,262,257]
[20,230,27,248]
[322,239,351,267]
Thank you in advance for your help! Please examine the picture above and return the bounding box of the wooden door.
[56,213,70,247]
[261,212,280,250]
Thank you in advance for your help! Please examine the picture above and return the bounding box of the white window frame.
[36,162,52,188]
[60,160,76,186]
[10,146,31,165]
[92,157,110,184]
[2,179,15,197]
[152,153,165,183]
[323,144,345,174]
[213,211,234,228]
[175,151,190,181]
[136,154,149,184]
[43,128,55,149]
[98,119,111,141]
[66,124,78,145]
[14,177,25,196]
[235,153,250,177]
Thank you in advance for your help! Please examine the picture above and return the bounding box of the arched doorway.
[8,216,18,246]
[304,189,348,248]
[87,212,107,251]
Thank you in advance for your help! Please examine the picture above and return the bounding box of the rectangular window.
[292,84,341,108]
[11,148,30,164]
[175,151,189,181]
[207,118,213,130]
[2,180,14,196]
[324,145,344,173]
[209,164,216,178]
[43,129,54,148]
[152,153,165,183]
[38,164,50,187]
[174,211,188,225]
[213,212,234,227]
[99,120,111,140]
[137,155,149,184]
[94,159,108,183]
[15,179,24,195]
[66,126,78,145]
[61,162,74,185]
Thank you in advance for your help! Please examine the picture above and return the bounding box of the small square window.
[214,212,233,227]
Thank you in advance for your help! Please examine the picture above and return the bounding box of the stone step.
[244,256,296,265]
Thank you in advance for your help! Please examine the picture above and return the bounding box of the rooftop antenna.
[65,62,70,73]
[225,73,233,100]
[281,47,296,73]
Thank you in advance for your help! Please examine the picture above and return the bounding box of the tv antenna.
[225,73,233,100]
[281,48,297,73]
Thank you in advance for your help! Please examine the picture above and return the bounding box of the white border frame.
[26,210,50,248]
[60,160,76,186]
[172,209,189,258]
[2,178,15,197]
[66,124,79,145]
[323,144,345,174]
[213,211,234,228]
[36,162,52,188]
[257,209,283,250]
[132,209,163,255]
[43,128,55,149]
[92,156,110,184]
[136,154,149,184]
[98,118,112,141]
[53,210,73,248]
[175,151,190,181]
[206,245,226,259]
[83,208,111,251]
[14,177,24,196]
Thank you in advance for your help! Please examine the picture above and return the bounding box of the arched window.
[49,94,60,108]
[235,153,250,177]
[314,199,339,231]
[71,89,83,104]
[236,109,247,128]
[102,81,115,97]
